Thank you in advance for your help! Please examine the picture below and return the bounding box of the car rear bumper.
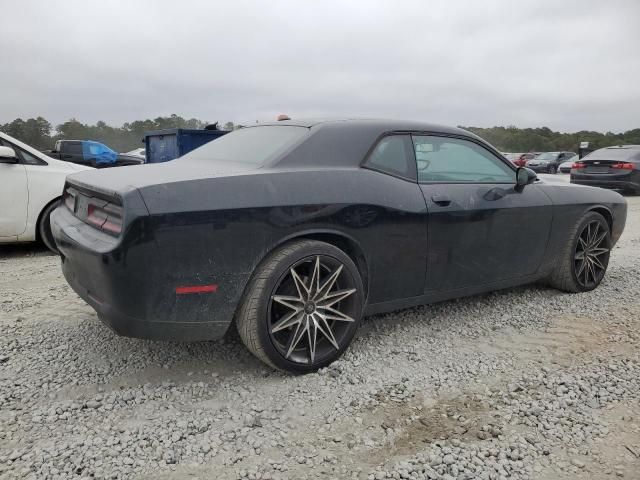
[50,206,234,341]
[570,171,640,192]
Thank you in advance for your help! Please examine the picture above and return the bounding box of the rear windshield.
[181,126,308,165]
[536,152,559,160]
[584,147,640,162]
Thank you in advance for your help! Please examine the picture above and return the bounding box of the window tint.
[65,142,83,155]
[412,135,515,183]
[365,135,414,179]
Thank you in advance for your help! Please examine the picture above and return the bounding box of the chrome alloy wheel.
[268,255,358,365]
[574,220,610,288]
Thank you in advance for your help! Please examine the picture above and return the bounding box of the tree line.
[1,115,639,153]
[0,115,238,153]
[464,125,640,153]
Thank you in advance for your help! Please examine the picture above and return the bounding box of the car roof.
[257,118,473,136]
[242,118,504,170]
[601,145,640,150]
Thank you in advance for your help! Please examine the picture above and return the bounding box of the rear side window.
[413,135,515,183]
[364,135,415,180]
[181,126,308,165]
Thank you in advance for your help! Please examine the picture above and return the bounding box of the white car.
[0,132,92,252]
[125,147,146,160]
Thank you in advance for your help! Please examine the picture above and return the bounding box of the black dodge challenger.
[51,119,627,373]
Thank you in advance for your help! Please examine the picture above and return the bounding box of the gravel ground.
[1,180,639,480]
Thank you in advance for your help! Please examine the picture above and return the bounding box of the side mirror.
[516,167,537,188]
[0,146,19,164]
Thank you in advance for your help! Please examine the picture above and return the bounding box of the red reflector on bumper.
[175,285,218,294]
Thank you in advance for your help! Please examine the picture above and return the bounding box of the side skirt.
[363,272,546,317]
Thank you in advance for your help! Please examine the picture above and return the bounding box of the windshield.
[181,126,308,165]
[87,142,116,156]
[535,152,558,161]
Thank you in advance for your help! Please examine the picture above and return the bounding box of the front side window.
[413,135,515,183]
[365,135,415,180]
[0,138,46,165]
[16,147,43,165]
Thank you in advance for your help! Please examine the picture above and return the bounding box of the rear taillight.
[612,162,635,170]
[571,162,585,169]
[64,183,124,235]
[86,200,123,235]
[63,187,76,211]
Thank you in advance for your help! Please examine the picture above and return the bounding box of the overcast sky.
[1,0,639,132]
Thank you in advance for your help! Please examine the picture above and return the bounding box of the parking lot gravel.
[1,183,639,480]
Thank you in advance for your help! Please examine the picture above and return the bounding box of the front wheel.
[548,165,557,174]
[549,211,611,292]
[236,240,364,373]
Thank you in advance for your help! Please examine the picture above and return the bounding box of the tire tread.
[548,211,607,293]
[236,240,322,370]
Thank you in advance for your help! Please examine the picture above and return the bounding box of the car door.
[0,140,28,237]
[412,134,553,292]
[361,134,427,301]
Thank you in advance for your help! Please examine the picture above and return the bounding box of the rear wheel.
[38,201,60,254]
[549,212,611,292]
[236,240,364,373]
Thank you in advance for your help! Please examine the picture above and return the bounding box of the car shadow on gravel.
[0,242,53,259]
[356,282,556,339]
[52,282,557,388]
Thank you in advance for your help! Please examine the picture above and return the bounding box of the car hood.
[117,153,144,162]
[45,156,94,173]
[536,174,571,185]
[67,157,260,195]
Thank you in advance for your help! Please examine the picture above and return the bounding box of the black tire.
[38,200,60,254]
[548,165,557,174]
[236,240,364,373]
[548,211,611,293]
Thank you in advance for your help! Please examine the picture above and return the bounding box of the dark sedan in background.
[51,119,626,373]
[526,151,576,174]
[571,145,640,194]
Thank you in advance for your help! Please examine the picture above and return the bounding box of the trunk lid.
[66,157,260,197]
